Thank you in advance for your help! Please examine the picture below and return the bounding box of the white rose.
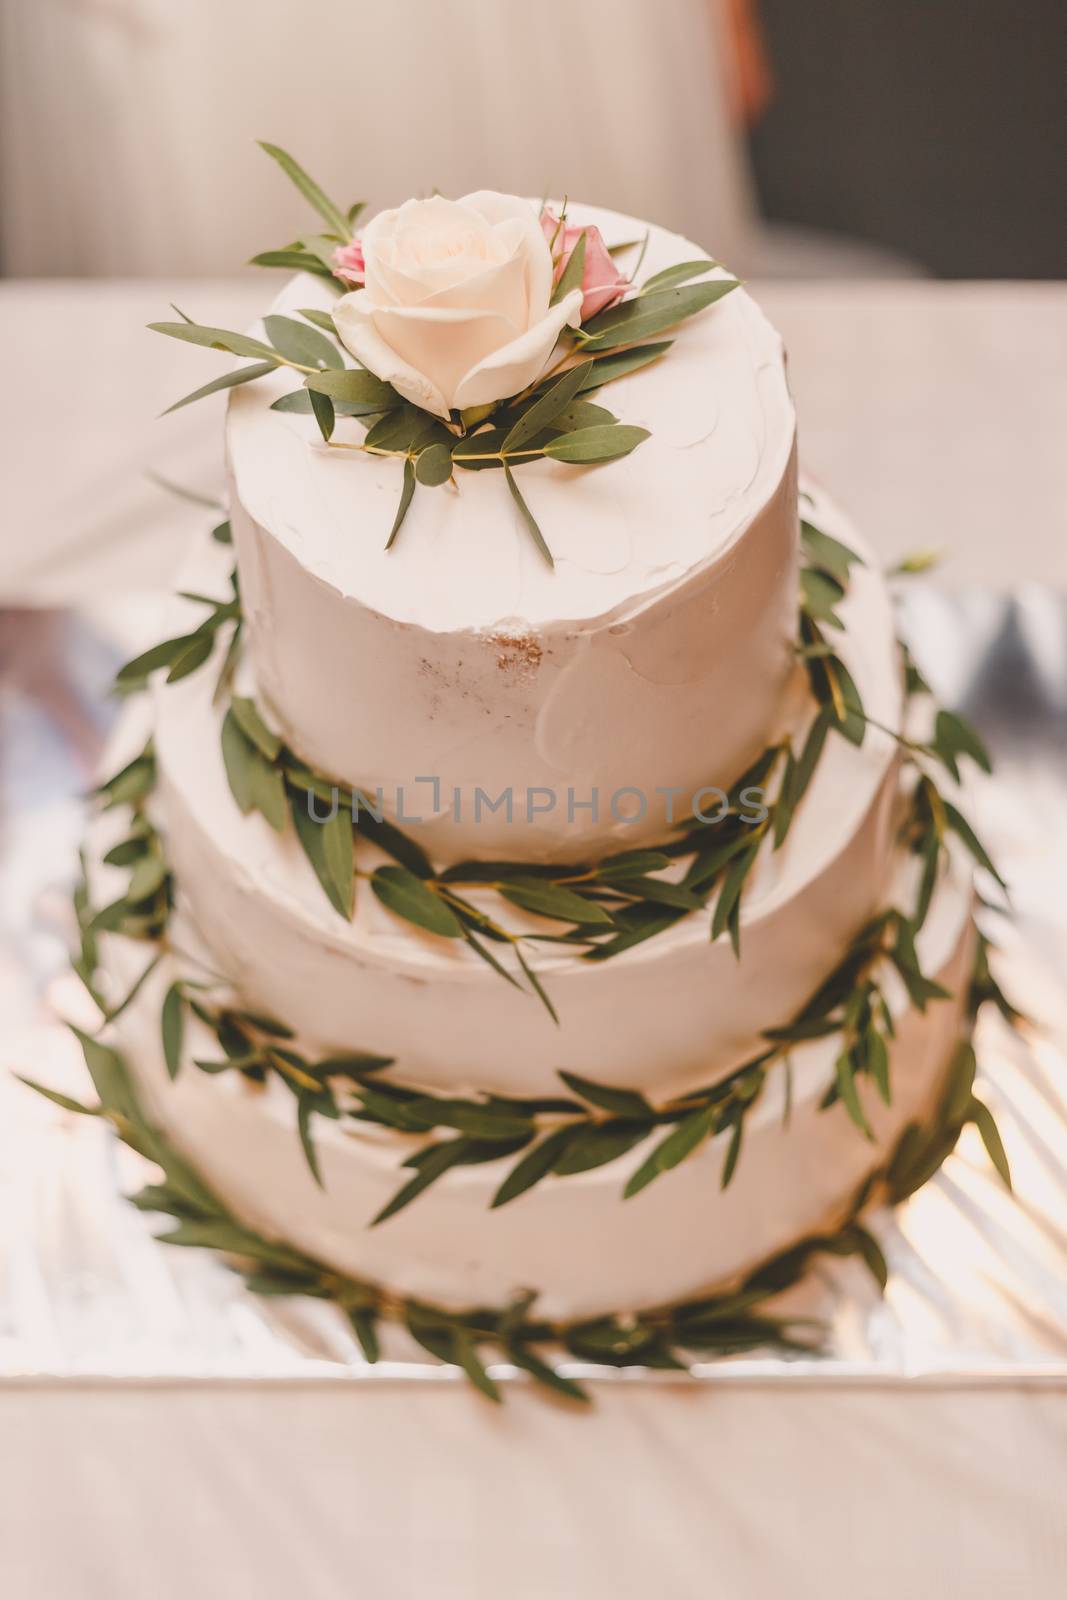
[331,192,583,420]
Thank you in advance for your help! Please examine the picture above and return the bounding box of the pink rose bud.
[541,209,629,322]
[331,239,366,287]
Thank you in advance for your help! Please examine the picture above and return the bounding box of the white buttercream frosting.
[145,489,903,1103]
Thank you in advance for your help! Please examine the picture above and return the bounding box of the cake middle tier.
[227,208,799,865]
[152,531,903,1103]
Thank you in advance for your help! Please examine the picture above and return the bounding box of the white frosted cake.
[45,153,1012,1400]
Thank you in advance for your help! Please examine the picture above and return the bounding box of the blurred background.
[0,0,1063,608]
[2,0,1064,281]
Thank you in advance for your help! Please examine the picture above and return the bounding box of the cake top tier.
[227,201,795,635]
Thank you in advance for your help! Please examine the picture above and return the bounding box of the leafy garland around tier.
[148,144,740,564]
[68,744,1014,1220]
[114,515,1002,1027]
[72,516,1014,1214]
[19,1011,1012,1405]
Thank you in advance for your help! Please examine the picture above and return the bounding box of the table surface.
[2,277,1067,1599]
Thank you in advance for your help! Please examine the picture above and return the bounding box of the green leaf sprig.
[113,562,241,701]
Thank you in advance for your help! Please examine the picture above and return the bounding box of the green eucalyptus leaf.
[834,1049,873,1139]
[230,696,282,762]
[17,1076,101,1118]
[263,313,342,370]
[296,1093,324,1188]
[942,801,1006,889]
[452,425,509,470]
[624,1107,716,1198]
[576,341,672,390]
[498,877,614,927]
[127,854,166,904]
[579,278,738,352]
[801,521,864,583]
[507,1345,589,1404]
[298,307,340,334]
[250,249,334,278]
[257,142,351,241]
[246,746,288,831]
[801,568,846,630]
[514,943,560,1026]
[491,1126,577,1208]
[551,399,616,431]
[365,406,445,453]
[373,1138,496,1225]
[71,1027,141,1123]
[291,793,352,919]
[933,709,993,779]
[271,389,374,419]
[299,233,345,270]
[220,709,256,814]
[582,906,682,961]
[454,1335,503,1403]
[710,841,759,956]
[404,1097,534,1142]
[849,1224,890,1291]
[542,424,649,464]
[346,1307,381,1363]
[557,1072,651,1118]
[309,387,335,442]
[867,1026,891,1105]
[970,1096,1012,1188]
[640,259,718,292]
[504,463,554,567]
[148,321,279,363]
[165,632,214,683]
[415,441,454,486]
[791,705,833,812]
[385,456,418,551]
[163,361,276,416]
[319,804,355,918]
[115,635,197,689]
[103,836,149,868]
[890,549,944,576]
[607,876,703,912]
[720,1115,744,1189]
[371,866,463,938]
[939,1040,977,1127]
[553,1120,648,1175]
[305,367,402,410]
[502,361,592,453]
[593,848,672,880]
[461,928,524,992]
[550,228,587,307]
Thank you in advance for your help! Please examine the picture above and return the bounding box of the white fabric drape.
[0,0,756,277]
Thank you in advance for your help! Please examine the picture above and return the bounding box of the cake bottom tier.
[106,864,974,1322]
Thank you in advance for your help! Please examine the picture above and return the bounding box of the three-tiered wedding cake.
[53,155,1010,1396]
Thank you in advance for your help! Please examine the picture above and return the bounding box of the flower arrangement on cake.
[152,144,738,563]
[22,145,1022,1405]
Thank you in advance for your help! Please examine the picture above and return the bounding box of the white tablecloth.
[2,279,1067,1597]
